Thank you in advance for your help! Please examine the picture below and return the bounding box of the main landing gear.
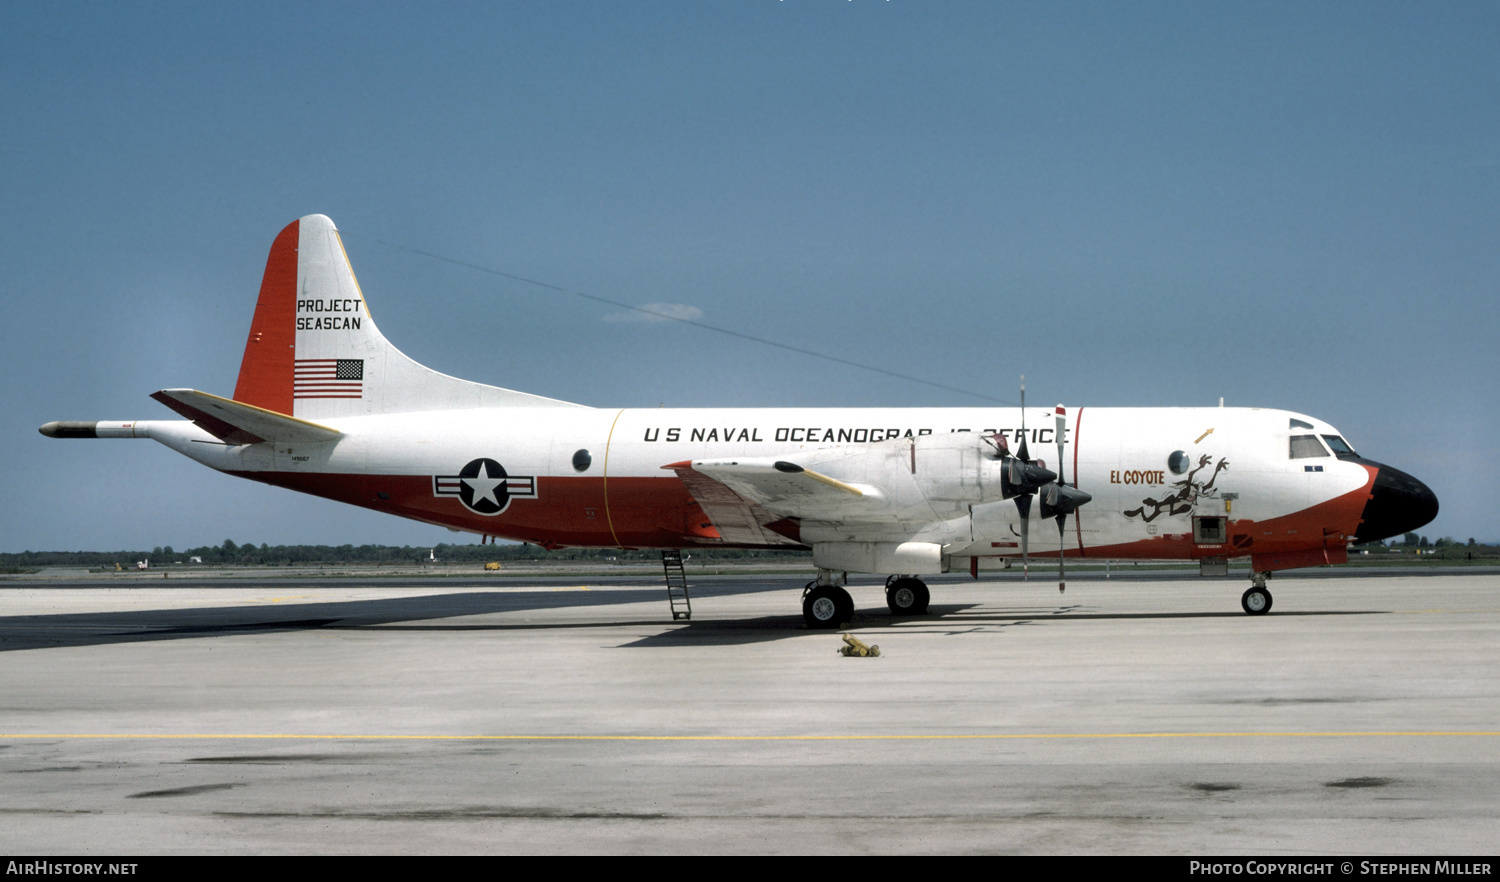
[1241,571,1273,615]
[885,575,930,616]
[802,569,855,629]
[801,572,934,629]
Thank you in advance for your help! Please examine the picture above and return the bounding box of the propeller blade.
[1057,511,1067,593]
[1015,492,1031,580]
[1018,376,1030,462]
[1053,405,1071,592]
[1055,405,1067,486]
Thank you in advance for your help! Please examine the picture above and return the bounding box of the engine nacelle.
[813,541,946,575]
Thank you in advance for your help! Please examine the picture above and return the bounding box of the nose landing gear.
[1241,571,1272,615]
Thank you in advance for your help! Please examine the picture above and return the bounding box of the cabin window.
[1321,435,1357,458]
[572,449,592,472]
[1289,435,1329,459]
[1168,450,1189,475]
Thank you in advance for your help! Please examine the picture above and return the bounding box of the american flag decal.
[294,359,364,399]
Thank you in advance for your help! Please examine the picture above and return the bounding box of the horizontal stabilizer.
[150,389,341,445]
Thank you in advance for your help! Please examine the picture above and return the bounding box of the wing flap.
[665,457,881,534]
[150,389,341,445]
[664,462,803,546]
[692,459,864,510]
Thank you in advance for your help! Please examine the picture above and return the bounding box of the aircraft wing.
[691,458,864,505]
[150,389,342,445]
[664,462,804,546]
[664,458,882,540]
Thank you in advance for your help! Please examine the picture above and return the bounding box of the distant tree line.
[1350,534,1493,559]
[4,534,1494,571]
[0,541,813,569]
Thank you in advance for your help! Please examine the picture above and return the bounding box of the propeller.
[1038,404,1093,592]
[993,377,1055,580]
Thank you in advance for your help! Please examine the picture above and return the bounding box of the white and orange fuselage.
[44,216,1438,620]
[91,403,1382,575]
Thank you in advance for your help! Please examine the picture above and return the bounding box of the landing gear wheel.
[885,577,930,616]
[1241,586,1272,615]
[803,585,855,629]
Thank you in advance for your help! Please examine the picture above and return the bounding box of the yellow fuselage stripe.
[603,408,625,547]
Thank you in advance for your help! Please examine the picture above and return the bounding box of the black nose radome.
[1354,463,1439,544]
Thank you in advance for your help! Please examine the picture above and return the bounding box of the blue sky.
[3,1,1495,551]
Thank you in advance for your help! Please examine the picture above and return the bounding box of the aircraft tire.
[804,585,854,629]
[1241,586,1272,615]
[886,577,930,616]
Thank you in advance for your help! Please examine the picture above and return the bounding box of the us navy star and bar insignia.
[433,458,538,515]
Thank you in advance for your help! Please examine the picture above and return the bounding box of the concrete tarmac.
[1,568,1497,854]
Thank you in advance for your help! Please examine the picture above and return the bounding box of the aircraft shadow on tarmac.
[618,604,1385,647]
[0,580,1385,653]
[0,584,733,653]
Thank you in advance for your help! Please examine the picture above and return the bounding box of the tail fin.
[232,215,580,419]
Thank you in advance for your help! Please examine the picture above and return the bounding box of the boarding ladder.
[661,550,692,620]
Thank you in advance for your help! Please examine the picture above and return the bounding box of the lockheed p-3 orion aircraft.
[41,216,1439,627]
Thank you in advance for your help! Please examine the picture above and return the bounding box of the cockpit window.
[1289,418,1315,430]
[1321,435,1357,458]
[1289,434,1329,459]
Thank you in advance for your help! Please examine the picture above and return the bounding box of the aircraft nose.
[1353,463,1439,544]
